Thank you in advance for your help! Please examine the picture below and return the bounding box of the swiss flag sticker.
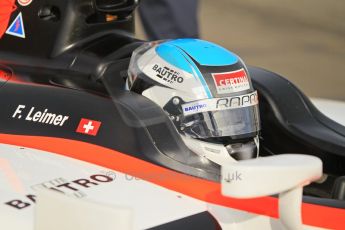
[76,118,102,136]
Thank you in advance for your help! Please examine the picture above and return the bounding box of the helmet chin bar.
[225,136,259,161]
[165,99,259,166]
[180,135,259,166]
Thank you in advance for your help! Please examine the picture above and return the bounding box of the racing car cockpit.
[0,1,344,228]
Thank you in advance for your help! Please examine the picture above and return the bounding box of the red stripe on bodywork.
[0,134,344,229]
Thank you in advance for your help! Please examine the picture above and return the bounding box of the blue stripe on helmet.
[161,39,239,66]
[177,49,213,99]
[156,43,195,74]
[156,42,213,98]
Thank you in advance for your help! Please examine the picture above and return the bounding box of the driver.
[127,38,260,165]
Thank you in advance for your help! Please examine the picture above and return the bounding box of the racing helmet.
[127,39,260,165]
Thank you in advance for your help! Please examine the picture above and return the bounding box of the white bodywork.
[0,144,325,230]
[0,144,206,230]
[221,154,322,230]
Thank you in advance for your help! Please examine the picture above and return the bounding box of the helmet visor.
[179,92,260,138]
